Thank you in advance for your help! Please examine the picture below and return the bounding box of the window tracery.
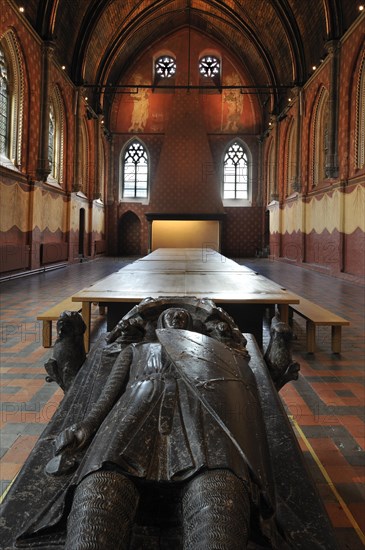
[312,86,329,186]
[223,141,248,200]
[0,47,9,157]
[355,53,365,169]
[122,140,148,199]
[155,56,176,79]
[0,32,24,169]
[47,86,65,184]
[199,56,220,78]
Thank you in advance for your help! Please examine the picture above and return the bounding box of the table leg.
[277,304,289,324]
[82,301,91,352]
[331,326,341,354]
[42,320,52,348]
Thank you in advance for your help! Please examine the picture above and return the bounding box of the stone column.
[324,40,340,179]
[36,41,54,181]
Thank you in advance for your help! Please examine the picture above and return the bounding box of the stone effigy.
[0,297,338,550]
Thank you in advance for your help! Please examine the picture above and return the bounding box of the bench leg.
[331,326,342,354]
[306,321,316,353]
[42,320,52,348]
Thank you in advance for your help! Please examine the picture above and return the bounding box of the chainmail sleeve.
[80,345,133,438]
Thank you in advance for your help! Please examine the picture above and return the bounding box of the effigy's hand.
[54,423,89,454]
[106,321,125,344]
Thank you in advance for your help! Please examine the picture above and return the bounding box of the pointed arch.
[222,139,252,206]
[311,86,329,187]
[0,29,24,169]
[355,50,365,170]
[48,84,65,185]
[118,211,141,255]
[286,117,297,196]
[80,118,89,195]
[120,138,149,201]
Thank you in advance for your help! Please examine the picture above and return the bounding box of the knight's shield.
[156,328,275,508]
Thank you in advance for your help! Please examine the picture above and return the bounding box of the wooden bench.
[37,297,82,348]
[289,296,349,353]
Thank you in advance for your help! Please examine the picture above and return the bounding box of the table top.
[72,249,299,305]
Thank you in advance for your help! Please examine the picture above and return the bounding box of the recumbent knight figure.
[15,297,301,549]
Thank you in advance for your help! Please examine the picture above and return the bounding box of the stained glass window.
[48,104,55,174]
[0,48,9,156]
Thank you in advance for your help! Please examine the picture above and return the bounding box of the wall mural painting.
[128,74,150,133]
[221,73,244,132]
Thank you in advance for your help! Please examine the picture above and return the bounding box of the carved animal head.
[56,311,86,338]
[271,320,295,342]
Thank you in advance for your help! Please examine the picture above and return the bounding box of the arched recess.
[354,48,365,170]
[310,86,329,187]
[0,29,25,169]
[118,211,141,256]
[80,118,89,195]
[286,117,297,196]
[48,84,65,185]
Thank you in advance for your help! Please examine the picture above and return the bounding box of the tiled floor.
[0,256,364,550]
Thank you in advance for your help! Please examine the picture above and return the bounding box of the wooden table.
[73,249,299,350]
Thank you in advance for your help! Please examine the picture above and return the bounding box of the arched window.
[0,47,9,157]
[122,140,148,199]
[48,104,54,172]
[0,32,24,169]
[355,54,365,169]
[48,86,65,184]
[223,141,248,200]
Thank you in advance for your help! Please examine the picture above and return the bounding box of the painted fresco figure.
[222,73,244,132]
[128,74,150,132]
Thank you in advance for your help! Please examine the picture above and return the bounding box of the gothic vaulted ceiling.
[12,0,362,115]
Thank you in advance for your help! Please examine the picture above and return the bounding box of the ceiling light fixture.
[312,65,317,71]
[19,6,24,12]
[61,65,66,70]
[359,5,364,10]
